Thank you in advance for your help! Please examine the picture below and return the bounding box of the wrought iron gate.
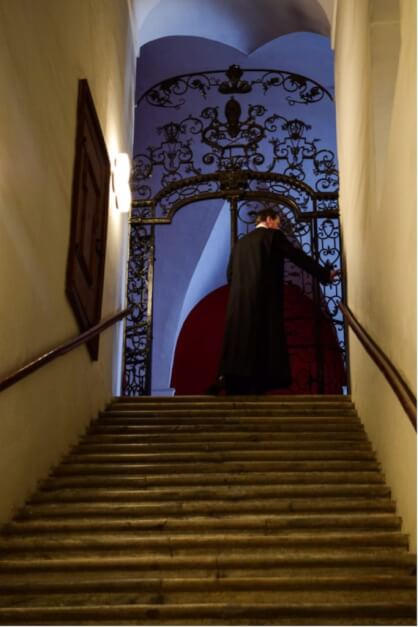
[122,66,346,396]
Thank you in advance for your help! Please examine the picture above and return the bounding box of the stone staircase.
[0,395,415,625]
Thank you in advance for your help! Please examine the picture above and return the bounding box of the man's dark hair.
[255,208,279,225]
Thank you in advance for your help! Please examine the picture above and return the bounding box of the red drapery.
[171,284,345,395]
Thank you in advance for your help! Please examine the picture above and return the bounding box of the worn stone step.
[0,566,414,588]
[109,396,353,404]
[18,497,397,520]
[53,463,382,482]
[61,450,377,466]
[41,472,385,492]
[104,399,356,415]
[3,513,402,535]
[107,402,355,413]
[110,396,354,403]
[57,456,381,469]
[50,464,384,485]
[98,411,359,422]
[0,532,409,557]
[0,574,413,594]
[113,394,352,402]
[28,483,392,505]
[75,440,373,454]
[54,458,382,474]
[0,600,415,626]
[44,463,381,488]
[0,575,415,618]
[0,548,414,574]
[0,587,415,608]
[83,430,369,444]
[88,422,364,434]
[110,394,353,402]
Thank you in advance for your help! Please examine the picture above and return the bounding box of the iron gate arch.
[123,65,346,396]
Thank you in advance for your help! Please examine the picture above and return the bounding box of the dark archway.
[122,65,347,395]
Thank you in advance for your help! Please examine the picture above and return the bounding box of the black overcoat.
[219,227,331,388]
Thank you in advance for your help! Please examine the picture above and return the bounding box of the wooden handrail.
[0,308,130,393]
[339,302,416,430]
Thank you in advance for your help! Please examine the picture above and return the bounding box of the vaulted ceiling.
[132,0,336,55]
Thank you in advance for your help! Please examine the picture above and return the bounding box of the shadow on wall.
[171,284,346,395]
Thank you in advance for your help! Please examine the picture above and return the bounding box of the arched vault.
[131,0,335,55]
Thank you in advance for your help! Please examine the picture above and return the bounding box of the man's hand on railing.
[329,268,341,282]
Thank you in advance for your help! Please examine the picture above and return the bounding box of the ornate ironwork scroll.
[124,65,345,396]
[131,111,338,222]
[122,225,154,396]
[142,65,333,109]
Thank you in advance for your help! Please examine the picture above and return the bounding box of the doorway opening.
[122,41,346,396]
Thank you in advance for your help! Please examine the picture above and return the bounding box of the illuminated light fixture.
[112,153,132,213]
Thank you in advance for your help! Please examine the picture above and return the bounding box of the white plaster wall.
[349,334,416,549]
[370,1,401,203]
[0,0,135,525]
[151,199,223,395]
[334,0,416,549]
[177,201,231,341]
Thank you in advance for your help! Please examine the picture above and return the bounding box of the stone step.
[0,574,413,594]
[83,430,369,444]
[110,396,353,404]
[3,513,402,535]
[0,587,415,608]
[19,497,397,519]
[88,422,364,434]
[113,394,352,402]
[75,440,373,454]
[54,460,378,478]
[0,532,409,556]
[42,472,385,491]
[0,565,414,585]
[110,395,354,402]
[44,463,381,487]
[0,600,415,626]
[61,451,377,466]
[0,575,415,619]
[98,411,359,421]
[50,458,381,477]
[70,457,382,473]
[0,548,414,574]
[107,402,355,413]
[28,483,392,505]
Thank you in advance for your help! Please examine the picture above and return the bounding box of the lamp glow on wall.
[112,153,132,213]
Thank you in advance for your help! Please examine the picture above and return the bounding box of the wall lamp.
[112,153,132,213]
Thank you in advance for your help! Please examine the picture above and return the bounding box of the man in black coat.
[218,208,338,395]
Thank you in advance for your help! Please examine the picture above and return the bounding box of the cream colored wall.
[0,0,135,525]
[334,0,416,549]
